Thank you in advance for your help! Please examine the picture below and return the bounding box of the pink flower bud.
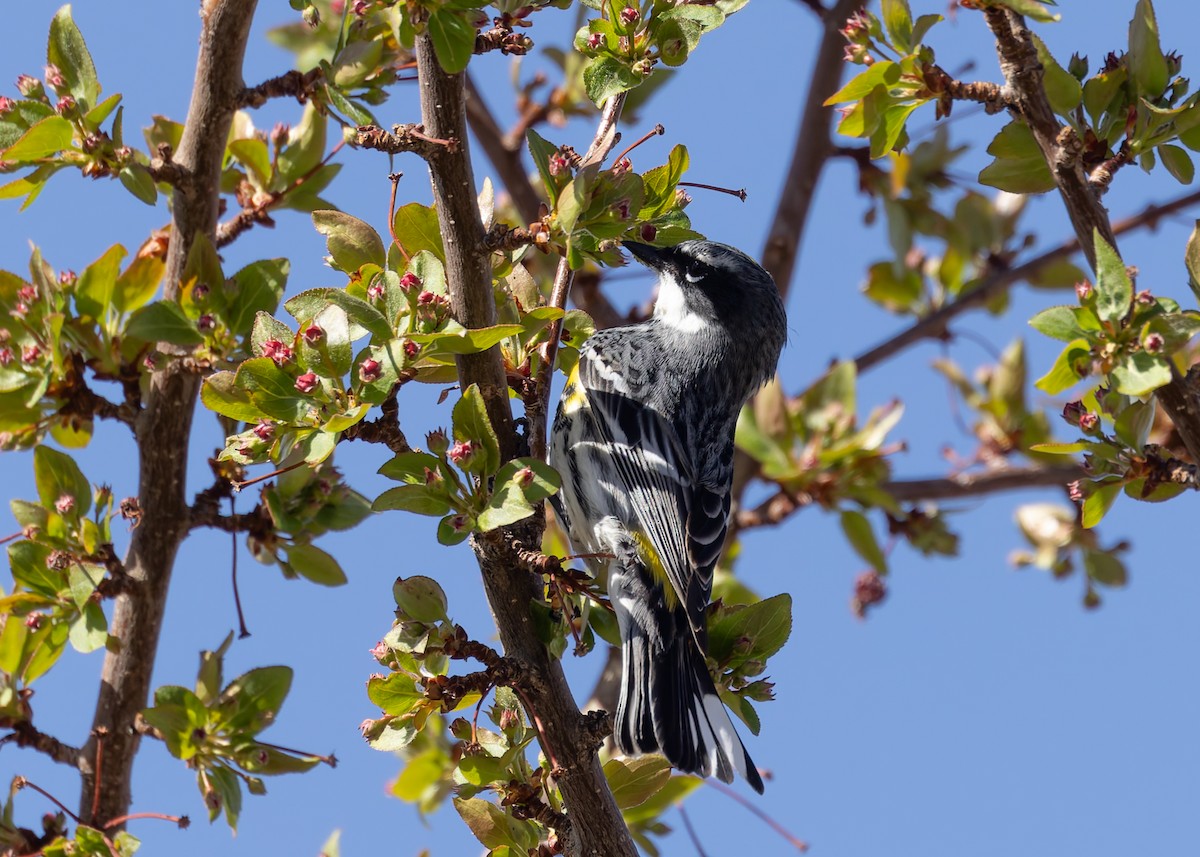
[423,467,441,485]
[1078,411,1100,433]
[58,270,77,287]
[25,612,44,630]
[587,32,603,50]
[55,494,75,514]
[367,281,385,300]
[619,6,639,25]
[516,467,535,488]
[1143,332,1165,353]
[0,97,12,114]
[192,282,210,302]
[1135,289,1155,306]
[675,188,692,208]
[1061,401,1085,427]
[359,358,382,383]
[370,641,389,661]
[426,429,449,454]
[1075,280,1093,301]
[270,122,290,146]
[260,339,294,366]
[403,340,420,358]
[21,344,40,364]
[252,421,275,441]
[417,290,436,305]
[44,64,65,89]
[612,198,631,220]
[399,272,422,291]
[0,347,11,366]
[611,157,632,176]
[351,0,370,15]
[12,302,29,319]
[294,372,318,394]
[16,74,42,98]
[1067,480,1084,502]
[303,323,323,344]
[55,95,76,115]
[197,314,216,333]
[549,153,571,176]
[639,223,657,242]
[448,440,474,464]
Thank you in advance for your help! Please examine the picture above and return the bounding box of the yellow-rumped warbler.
[550,240,786,793]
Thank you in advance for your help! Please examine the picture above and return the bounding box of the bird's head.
[624,239,786,346]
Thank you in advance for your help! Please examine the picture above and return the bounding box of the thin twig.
[530,93,628,460]
[230,496,250,639]
[705,778,808,851]
[678,804,711,857]
[102,812,190,830]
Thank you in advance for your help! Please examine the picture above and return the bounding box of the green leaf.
[75,244,126,320]
[1028,441,1093,455]
[1083,549,1127,586]
[393,575,450,624]
[1110,351,1171,396]
[583,55,641,106]
[217,665,293,734]
[34,446,91,515]
[285,543,347,586]
[1187,221,1200,304]
[477,459,561,531]
[881,0,913,52]
[48,5,100,109]
[312,210,386,274]
[201,371,263,423]
[452,384,501,476]
[367,672,423,716]
[226,259,288,336]
[1128,0,1168,97]
[207,765,243,831]
[840,509,887,573]
[707,594,792,665]
[1029,305,1086,342]
[379,450,443,483]
[113,255,163,313]
[373,484,454,516]
[68,601,107,653]
[2,115,73,161]
[118,164,157,206]
[229,138,272,189]
[126,300,203,346]
[603,756,672,810]
[277,103,326,186]
[453,797,540,852]
[1113,398,1155,449]
[1159,144,1194,184]
[1082,481,1122,528]
[391,202,445,264]
[1093,231,1132,324]
[285,288,390,342]
[823,61,901,106]
[236,357,313,423]
[979,121,1055,194]
[428,8,476,74]
[1034,338,1090,395]
[1032,34,1081,115]
[410,324,524,356]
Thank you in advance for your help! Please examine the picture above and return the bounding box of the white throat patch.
[654,271,711,334]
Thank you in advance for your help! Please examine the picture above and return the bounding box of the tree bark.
[414,34,639,857]
[78,0,260,827]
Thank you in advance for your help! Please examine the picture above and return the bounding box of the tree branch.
[853,186,1200,374]
[981,6,1200,465]
[237,67,323,109]
[2,721,82,768]
[78,0,260,828]
[414,33,638,857]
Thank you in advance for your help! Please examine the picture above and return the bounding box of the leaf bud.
[426,429,449,454]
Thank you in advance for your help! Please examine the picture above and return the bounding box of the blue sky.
[3,2,1200,855]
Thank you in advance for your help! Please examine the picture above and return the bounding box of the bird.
[549,239,786,793]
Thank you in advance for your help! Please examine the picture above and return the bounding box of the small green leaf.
[392,575,450,624]
[225,259,288,336]
[1128,0,1168,97]
[34,446,91,515]
[840,509,887,573]
[1093,231,1132,324]
[1186,220,1200,303]
[1110,351,1171,396]
[126,300,203,346]
[452,384,501,476]
[1029,305,1086,342]
[428,8,476,74]
[201,371,263,423]
[1081,481,1122,528]
[373,484,454,516]
[118,164,158,206]
[74,244,126,320]
[824,61,901,106]
[285,543,347,586]
[2,115,74,161]
[217,665,293,734]
[312,210,386,274]
[604,756,673,809]
[1083,549,1127,586]
[48,5,100,109]
[993,0,1060,22]
[880,0,913,52]
[583,55,641,106]
[391,202,445,264]
[1159,144,1194,184]
[367,672,423,716]
[1034,338,1091,395]
[707,594,792,665]
[979,121,1055,194]
[1028,441,1093,455]
[1032,34,1081,115]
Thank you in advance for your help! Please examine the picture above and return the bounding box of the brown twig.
[530,93,628,461]
[102,812,190,830]
[79,0,261,828]
[474,26,534,56]
[238,67,324,109]
[2,722,82,768]
[705,778,808,851]
[341,386,412,453]
[355,123,458,157]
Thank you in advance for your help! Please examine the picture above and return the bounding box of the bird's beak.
[623,241,669,271]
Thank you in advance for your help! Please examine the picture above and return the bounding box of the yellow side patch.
[560,364,587,414]
[631,530,678,610]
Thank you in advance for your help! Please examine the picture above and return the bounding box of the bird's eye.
[683,260,706,284]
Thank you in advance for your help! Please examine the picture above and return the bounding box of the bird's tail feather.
[615,632,763,793]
